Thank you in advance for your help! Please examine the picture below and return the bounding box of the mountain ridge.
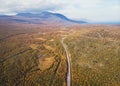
[0,12,87,25]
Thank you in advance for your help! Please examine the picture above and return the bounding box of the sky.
[0,0,120,23]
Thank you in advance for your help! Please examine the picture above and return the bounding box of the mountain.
[0,12,86,25]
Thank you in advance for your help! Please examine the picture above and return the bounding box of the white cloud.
[0,0,60,14]
[0,0,120,22]
[55,0,120,22]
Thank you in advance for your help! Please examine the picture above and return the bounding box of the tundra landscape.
[0,0,120,86]
[0,17,120,86]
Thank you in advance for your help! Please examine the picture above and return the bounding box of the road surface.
[62,37,71,86]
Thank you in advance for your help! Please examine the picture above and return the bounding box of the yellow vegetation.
[49,39,54,42]
[35,38,46,41]
[30,44,39,49]
[43,44,55,51]
[39,57,54,70]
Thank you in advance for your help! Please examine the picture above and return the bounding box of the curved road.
[62,37,71,86]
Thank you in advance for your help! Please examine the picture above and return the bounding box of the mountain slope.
[0,12,86,25]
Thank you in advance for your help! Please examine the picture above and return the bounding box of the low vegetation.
[0,24,120,86]
[0,24,67,86]
[65,26,120,86]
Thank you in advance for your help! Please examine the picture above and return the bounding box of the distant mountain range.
[0,12,86,25]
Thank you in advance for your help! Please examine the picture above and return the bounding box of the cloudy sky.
[0,0,120,22]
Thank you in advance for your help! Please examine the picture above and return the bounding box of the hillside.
[0,12,86,25]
